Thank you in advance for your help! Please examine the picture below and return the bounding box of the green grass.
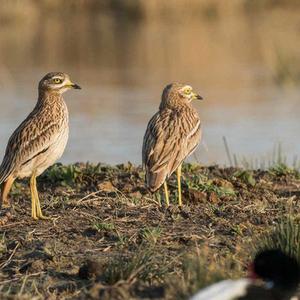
[254,217,300,263]
[185,175,236,198]
[168,247,242,299]
[103,248,166,285]
[233,170,256,186]
[140,226,162,244]
[268,163,300,177]
[93,222,115,232]
[41,163,103,187]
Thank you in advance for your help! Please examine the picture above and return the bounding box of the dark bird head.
[251,249,300,290]
[39,72,81,94]
[160,83,203,109]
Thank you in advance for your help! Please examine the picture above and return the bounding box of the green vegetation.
[1,163,300,299]
[103,248,167,286]
[93,222,115,232]
[268,163,300,177]
[254,217,300,262]
[168,248,242,300]
[233,170,256,186]
[140,226,162,244]
[185,174,236,198]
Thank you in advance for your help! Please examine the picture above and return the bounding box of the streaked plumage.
[142,83,203,206]
[0,72,81,220]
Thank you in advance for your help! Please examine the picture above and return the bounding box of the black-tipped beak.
[196,94,203,100]
[72,83,81,89]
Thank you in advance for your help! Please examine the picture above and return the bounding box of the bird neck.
[37,89,64,106]
[159,100,193,111]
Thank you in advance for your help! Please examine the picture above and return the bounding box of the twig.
[144,196,160,206]
[77,190,102,203]
[0,242,19,269]
[0,221,24,229]
[0,272,45,285]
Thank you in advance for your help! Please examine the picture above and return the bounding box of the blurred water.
[0,5,300,166]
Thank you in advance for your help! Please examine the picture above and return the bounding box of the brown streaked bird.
[142,83,203,206]
[0,72,81,220]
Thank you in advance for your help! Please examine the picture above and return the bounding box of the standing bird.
[0,72,81,220]
[142,83,203,206]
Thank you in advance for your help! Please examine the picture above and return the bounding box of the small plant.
[234,170,256,186]
[42,163,81,186]
[103,248,166,285]
[93,222,115,232]
[254,217,300,263]
[268,163,298,177]
[115,230,128,247]
[140,226,161,244]
[186,175,235,198]
[168,247,241,299]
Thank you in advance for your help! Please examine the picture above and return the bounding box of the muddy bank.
[0,163,300,299]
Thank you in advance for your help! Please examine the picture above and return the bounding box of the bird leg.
[163,181,170,207]
[30,172,49,220]
[177,164,182,207]
[1,176,15,208]
[30,174,37,220]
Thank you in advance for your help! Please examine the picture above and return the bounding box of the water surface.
[0,5,300,166]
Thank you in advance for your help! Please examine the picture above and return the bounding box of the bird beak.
[192,92,203,100]
[248,262,258,280]
[71,83,81,89]
[64,79,81,90]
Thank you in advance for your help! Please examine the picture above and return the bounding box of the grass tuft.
[103,248,166,285]
[140,226,162,244]
[254,217,300,263]
[185,175,236,198]
[93,222,115,232]
[233,170,256,186]
[168,247,242,299]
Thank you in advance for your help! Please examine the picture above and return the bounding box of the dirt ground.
[0,163,300,299]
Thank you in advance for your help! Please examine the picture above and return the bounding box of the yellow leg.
[177,164,182,207]
[30,172,49,220]
[163,181,170,207]
[30,174,38,220]
[1,176,15,208]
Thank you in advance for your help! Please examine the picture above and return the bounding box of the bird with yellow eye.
[0,72,81,220]
[142,83,203,206]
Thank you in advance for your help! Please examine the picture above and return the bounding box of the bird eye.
[53,78,62,84]
[184,87,192,94]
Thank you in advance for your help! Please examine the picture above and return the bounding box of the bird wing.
[189,279,250,300]
[142,107,201,191]
[0,106,63,183]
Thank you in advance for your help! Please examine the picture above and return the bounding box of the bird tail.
[0,159,13,184]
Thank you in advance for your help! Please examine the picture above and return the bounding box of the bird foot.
[31,214,51,221]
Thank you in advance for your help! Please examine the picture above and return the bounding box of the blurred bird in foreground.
[142,83,203,206]
[0,72,81,220]
[190,249,300,300]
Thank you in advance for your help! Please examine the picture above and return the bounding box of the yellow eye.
[53,78,62,84]
[184,87,192,94]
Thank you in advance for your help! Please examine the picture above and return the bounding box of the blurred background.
[0,0,300,166]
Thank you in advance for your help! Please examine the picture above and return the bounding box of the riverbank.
[0,162,300,299]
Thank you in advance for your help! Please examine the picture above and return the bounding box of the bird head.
[249,249,300,290]
[38,72,81,94]
[160,83,203,109]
